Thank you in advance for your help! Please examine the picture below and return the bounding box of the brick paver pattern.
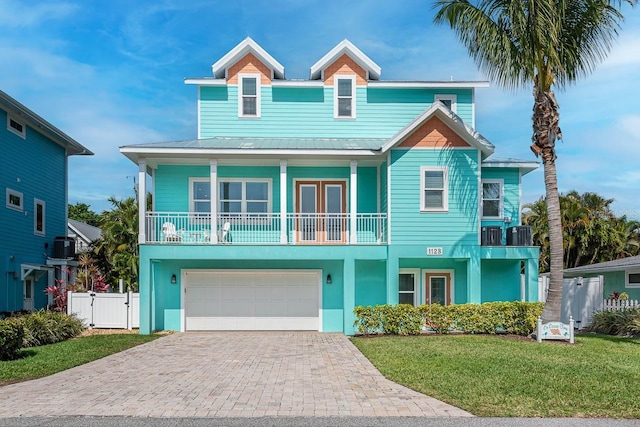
[0,332,472,418]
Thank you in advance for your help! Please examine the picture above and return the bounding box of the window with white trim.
[7,114,26,138]
[626,269,640,288]
[434,94,457,114]
[6,188,23,212]
[420,167,448,212]
[189,178,272,217]
[238,74,261,117]
[482,179,503,219]
[399,270,418,306]
[34,198,45,236]
[334,76,356,118]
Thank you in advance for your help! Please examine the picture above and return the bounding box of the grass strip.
[0,333,160,385]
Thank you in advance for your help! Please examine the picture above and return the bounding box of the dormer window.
[239,74,261,118]
[434,94,457,114]
[334,76,356,119]
[7,114,26,138]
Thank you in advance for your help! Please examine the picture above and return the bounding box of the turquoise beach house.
[120,38,540,335]
[1,90,92,313]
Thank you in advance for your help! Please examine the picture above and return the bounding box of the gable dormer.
[309,39,381,82]
[211,37,285,83]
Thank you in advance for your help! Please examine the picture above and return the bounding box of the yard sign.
[536,316,575,344]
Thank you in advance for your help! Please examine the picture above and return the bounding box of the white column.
[280,160,287,244]
[210,160,218,244]
[350,160,357,244]
[137,161,147,244]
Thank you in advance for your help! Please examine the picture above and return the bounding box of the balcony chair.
[162,222,182,242]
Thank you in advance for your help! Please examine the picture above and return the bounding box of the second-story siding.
[199,86,474,139]
[1,109,67,261]
[390,148,479,245]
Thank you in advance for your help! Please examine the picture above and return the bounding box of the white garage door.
[183,270,321,331]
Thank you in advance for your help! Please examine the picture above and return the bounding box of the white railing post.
[350,160,357,244]
[280,160,287,244]
[67,291,73,316]
[210,160,218,244]
[138,161,147,244]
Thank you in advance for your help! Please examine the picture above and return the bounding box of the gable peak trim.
[211,37,285,80]
[310,39,381,81]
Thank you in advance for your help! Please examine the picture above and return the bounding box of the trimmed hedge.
[354,301,544,336]
[0,318,25,360]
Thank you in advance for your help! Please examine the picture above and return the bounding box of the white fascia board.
[119,147,381,157]
[271,80,324,87]
[211,37,285,79]
[482,162,539,174]
[368,81,490,88]
[380,102,495,156]
[184,78,227,86]
[310,39,381,80]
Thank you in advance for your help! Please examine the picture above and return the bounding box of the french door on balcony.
[296,181,347,243]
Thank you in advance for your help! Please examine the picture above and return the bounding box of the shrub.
[0,318,25,360]
[418,303,454,334]
[354,301,544,337]
[20,310,85,347]
[588,309,640,336]
[353,305,382,335]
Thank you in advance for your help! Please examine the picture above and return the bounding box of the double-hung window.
[420,167,448,212]
[434,94,457,114]
[7,114,26,138]
[334,76,356,118]
[6,188,23,212]
[34,198,45,236]
[190,178,271,219]
[220,180,270,218]
[239,74,261,118]
[482,179,503,219]
[398,270,419,306]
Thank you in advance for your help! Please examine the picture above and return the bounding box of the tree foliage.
[68,202,102,227]
[433,0,636,321]
[523,191,640,272]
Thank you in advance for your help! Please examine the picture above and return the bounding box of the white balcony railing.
[145,212,387,245]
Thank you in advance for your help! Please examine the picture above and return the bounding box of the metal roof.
[122,137,387,151]
[564,255,640,275]
[68,219,103,244]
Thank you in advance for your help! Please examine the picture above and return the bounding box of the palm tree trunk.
[531,81,564,322]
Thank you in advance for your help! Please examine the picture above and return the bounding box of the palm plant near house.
[434,0,636,321]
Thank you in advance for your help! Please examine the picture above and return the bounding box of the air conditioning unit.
[507,226,533,246]
[53,236,76,259]
[481,226,502,246]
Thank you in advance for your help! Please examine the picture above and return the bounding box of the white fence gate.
[67,291,139,329]
[538,275,604,328]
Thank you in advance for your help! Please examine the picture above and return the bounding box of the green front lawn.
[351,334,640,418]
[0,334,160,386]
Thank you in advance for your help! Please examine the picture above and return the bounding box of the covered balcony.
[144,212,387,245]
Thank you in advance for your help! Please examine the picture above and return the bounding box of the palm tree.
[434,0,635,321]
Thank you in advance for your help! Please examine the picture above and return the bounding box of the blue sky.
[2,0,639,216]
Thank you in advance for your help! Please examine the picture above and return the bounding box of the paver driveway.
[0,332,472,418]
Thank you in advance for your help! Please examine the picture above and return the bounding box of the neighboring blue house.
[1,90,93,313]
[120,38,540,335]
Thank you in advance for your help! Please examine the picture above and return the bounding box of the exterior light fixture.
[326,274,332,284]
[171,274,177,284]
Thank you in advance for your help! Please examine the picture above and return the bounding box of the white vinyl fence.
[538,275,604,328]
[67,291,139,329]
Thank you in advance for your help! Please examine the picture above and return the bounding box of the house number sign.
[427,247,443,256]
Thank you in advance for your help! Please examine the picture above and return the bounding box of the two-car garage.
[182,270,321,331]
